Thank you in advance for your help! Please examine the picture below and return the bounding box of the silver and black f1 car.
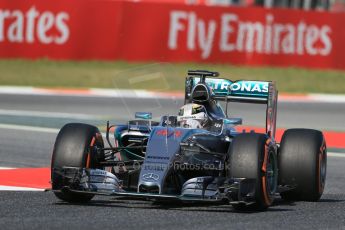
[51,70,327,210]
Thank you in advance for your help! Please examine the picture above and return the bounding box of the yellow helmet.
[177,104,209,128]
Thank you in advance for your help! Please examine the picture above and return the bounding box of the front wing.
[52,167,258,205]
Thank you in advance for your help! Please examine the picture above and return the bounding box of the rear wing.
[185,75,278,140]
[186,77,272,104]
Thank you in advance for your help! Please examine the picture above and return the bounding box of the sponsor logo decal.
[193,78,269,97]
[156,129,182,138]
[142,173,159,181]
[0,6,70,45]
[230,82,269,93]
[168,11,332,59]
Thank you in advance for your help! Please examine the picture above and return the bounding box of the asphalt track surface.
[0,93,345,229]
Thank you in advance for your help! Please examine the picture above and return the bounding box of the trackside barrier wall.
[1,0,345,70]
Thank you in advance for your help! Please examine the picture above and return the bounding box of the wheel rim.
[266,151,278,196]
[319,148,327,193]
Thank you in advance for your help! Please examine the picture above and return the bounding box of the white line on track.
[0,86,162,99]
[0,185,45,191]
[328,152,345,158]
[0,167,15,170]
[0,124,110,141]
[0,109,100,120]
[0,124,59,133]
[310,94,345,103]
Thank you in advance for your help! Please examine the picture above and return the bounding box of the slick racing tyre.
[51,123,104,203]
[279,129,327,201]
[227,133,278,211]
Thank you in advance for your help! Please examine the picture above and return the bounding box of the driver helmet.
[177,103,209,129]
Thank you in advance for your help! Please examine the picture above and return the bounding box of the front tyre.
[278,129,327,201]
[227,133,278,211]
[51,123,104,203]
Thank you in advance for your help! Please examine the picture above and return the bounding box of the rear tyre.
[51,123,104,203]
[227,133,278,211]
[278,129,327,201]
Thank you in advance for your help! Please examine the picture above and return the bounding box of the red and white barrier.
[1,0,345,70]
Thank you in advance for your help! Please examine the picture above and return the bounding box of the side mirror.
[135,112,152,120]
[223,118,242,125]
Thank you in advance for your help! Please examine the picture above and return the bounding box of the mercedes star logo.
[142,173,159,181]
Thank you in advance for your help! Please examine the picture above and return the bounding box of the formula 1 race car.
[51,70,327,210]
